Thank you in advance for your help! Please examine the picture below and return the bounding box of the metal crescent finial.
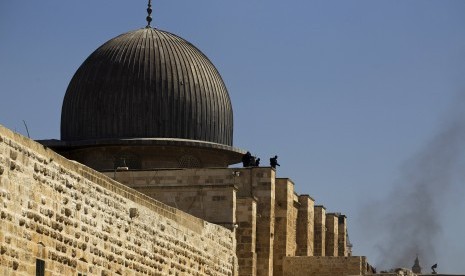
[146,0,153,28]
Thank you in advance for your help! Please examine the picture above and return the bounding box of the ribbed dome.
[61,28,233,146]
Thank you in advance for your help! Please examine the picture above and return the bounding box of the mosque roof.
[61,27,233,146]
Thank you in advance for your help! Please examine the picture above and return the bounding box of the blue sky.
[1,1,464,273]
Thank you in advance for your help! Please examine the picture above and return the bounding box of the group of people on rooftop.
[242,152,280,169]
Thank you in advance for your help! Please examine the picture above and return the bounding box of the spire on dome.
[146,0,153,28]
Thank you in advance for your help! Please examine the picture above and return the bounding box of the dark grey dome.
[61,28,233,146]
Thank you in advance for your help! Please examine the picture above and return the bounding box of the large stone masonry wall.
[0,125,236,276]
[107,167,276,276]
[283,256,369,276]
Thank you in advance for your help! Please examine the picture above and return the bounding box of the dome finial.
[146,0,153,28]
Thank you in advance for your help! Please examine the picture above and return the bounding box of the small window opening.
[36,259,45,276]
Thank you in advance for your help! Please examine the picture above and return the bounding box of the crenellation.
[1,114,370,276]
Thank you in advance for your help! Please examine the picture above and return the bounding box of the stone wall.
[106,168,269,230]
[326,213,339,257]
[283,256,368,276]
[83,140,368,276]
[109,169,238,229]
[273,178,298,276]
[107,166,277,276]
[338,215,348,256]
[296,195,314,256]
[314,205,326,256]
[236,197,257,276]
[249,169,275,276]
[0,125,236,275]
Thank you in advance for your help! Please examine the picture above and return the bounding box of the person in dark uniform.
[270,155,280,169]
[242,151,252,167]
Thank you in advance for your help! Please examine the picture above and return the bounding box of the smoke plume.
[362,94,465,270]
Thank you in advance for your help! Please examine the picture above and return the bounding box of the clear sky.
[1,0,464,273]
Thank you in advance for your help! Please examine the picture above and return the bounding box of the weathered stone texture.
[123,181,236,229]
[0,125,236,276]
[314,205,326,256]
[273,178,298,276]
[296,195,314,256]
[108,166,277,276]
[326,213,339,257]
[283,256,368,276]
[338,215,348,257]
[106,168,246,229]
[251,169,275,276]
[236,197,257,276]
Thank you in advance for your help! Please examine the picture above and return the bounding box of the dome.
[61,28,233,146]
